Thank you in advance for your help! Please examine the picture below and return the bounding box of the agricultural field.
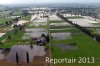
[21,15,31,21]
[50,15,100,66]
[64,14,100,36]
[0,15,32,48]
[0,12,100,66]
[0,18,12,23]
[0,13,50,66]
[1,1,100,66]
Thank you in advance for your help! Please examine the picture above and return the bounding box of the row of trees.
[0,20,13,27]
[13,24,25,31]
[57,13,100,43]
[0,17,20,27]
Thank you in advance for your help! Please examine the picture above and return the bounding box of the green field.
[50,28,80,33]
[49,20,64,23]
[22,16,31,21]
[0,18,12,23]
[50,19,100,66]
[0,28,29,48]
[50,25,74,29]
[0,16,48,48]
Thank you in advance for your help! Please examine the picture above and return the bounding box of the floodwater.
[0,50,5,60]
[7,45,46,62]
[69,19,99,27]
[51,33,71,40]
[30,18,47,26]
[22,32,47,39]
[55,44,78,51]
[25,28,46,33]
[30,22,47,26]
[22,28,47,39]
[50,22,70,26]
[49,15,62,20]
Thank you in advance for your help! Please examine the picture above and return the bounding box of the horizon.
[0,0,100,4]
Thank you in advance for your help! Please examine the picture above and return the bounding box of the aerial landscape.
[0,0,100,66]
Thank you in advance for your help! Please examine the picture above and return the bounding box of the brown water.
[0,50,5,60]
[51,33,71,40]
[7,45,46,62]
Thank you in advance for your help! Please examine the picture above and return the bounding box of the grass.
[52,31,100,65]
[0,15,49,47]
[0,30,29,48]
[50,28,80,33]
[0,28,17,41]
[25,21,48,29]
[49,20,64,23]
[0,18,12,23]
[51,39,74,44]
[50,19,100,66]
[0,25,31,48]
[50,25,74,29]
[26,25,48,28]
[22,15,31,21]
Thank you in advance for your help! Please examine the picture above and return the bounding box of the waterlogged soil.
[51,33,71,40]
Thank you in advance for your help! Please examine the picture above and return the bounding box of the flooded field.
[7,45,46,62]
[49,15,62,21]
[0,50,5,60]
[50,22,70,26]
[30,17,47,26]
[69,18,99,27]
[51,33,71,40]
[25,28,46,32]
[55,44,78,51]
[22,28,47,39]
[23,32,47,39]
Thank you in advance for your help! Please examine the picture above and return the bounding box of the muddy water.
[0,50,5,60]
[51,33,71,40]
[55,44,78,51]
[22,28,47,39]
[30,18,47,26]
[25,28,46,32]
[22,32,47,39]
[7,45,46,62]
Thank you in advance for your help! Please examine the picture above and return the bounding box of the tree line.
[0,17,20,27]
[57,13,100,43]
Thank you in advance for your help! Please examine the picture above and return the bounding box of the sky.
[1,0,100,4]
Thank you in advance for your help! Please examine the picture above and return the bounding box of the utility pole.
[47,16,51,66]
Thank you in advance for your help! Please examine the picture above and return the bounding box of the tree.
[0,42,3,46]
[16,52,19,65]
[5,21,9,26]
[26,51,29,65]
[22,10,30,16]
[7,35,11,40]
[46,35,50,43]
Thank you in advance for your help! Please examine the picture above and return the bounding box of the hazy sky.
[1,0,100,4]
